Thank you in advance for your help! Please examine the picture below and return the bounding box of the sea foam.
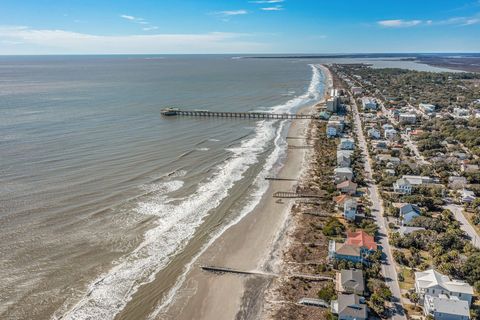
[53,65,324,320]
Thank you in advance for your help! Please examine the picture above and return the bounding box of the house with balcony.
[415,269,473,306]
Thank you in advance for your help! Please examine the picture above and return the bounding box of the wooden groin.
[200,265,276,278]
[265,177,298,181]
[273,192,322,198]
[161,108,317,120]
[201,265,254,275]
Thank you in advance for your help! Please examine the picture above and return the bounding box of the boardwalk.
[161,108,317,119]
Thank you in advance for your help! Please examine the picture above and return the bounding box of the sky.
[0,0,480,54]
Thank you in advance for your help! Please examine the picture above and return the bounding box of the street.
[351,98,407,320]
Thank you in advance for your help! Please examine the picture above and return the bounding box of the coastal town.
[266,64,480,320]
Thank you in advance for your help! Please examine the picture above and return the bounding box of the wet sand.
[158,66,333,320]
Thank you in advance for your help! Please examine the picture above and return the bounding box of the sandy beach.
[157,65,333,320]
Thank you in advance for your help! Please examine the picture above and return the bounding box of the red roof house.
[346,230,378,251]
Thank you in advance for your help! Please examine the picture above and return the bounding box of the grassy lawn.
[398,267,415,291]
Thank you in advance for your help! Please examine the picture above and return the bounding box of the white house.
[343,198,358,221]
[461,189,476,203]
[424,295,470,320]
[361,97,377,111]
[402,175,434,185]
[394,178,412,195]
[415,269,473,306]
[334,167,353,183]
[419,103,436,114]
[339,138,355,150]
[454,107,470,118]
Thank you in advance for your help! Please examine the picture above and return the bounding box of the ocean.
[0,54,454,320]
[0,55,324,320]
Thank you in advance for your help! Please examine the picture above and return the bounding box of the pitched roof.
[346,230,378,251]
[427,295,470,317]
[339,269,365,293]
[334,194,350,205]
[337,180,357,189]
[335,243,361,257]
[399,203,421,216]
[336,294,367,319]
[415,269,473,295]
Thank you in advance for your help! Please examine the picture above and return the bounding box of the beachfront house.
[424,295,470,320]
[329,241,363,264]
[327,118,345,138]
[331,294,368,320]
[336,269,365,295]
[337,180,357,195]
[343,198,358,221]
[329,231,378,264]
[415,269,473,306]
[327,123,337,138]
[334,167,353,183]
[339,138,355,150]
[398,203,421,225]
[337,150,354,167]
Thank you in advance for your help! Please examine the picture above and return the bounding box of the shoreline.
[153,65,332,320]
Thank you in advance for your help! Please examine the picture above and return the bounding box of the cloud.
[377,19,422,28]
[261,6,284,11]
[377,14,480,28]
[120,14,158,32]
[0,26,267,54]
[120,15,137,21]
[215,10,248,16]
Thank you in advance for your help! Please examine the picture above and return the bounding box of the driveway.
[445,204,480,249]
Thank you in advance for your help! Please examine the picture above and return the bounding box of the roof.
[415,269,474,295]
[334,194,350,205]
[395,178,411,187]
[346,230,378,251]
[337,180,357,189]
[398,226,425,236]
[336,294,367,319]
[427,295,470,317]
[334,167,353,174]
[335,243,361,257]
[399,203,421,216]
[339,269,365,293]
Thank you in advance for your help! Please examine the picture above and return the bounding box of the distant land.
[247,53,480,72]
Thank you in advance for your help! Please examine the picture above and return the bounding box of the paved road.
[445,204,480,249]
[352,97,407,320]
[401,133,430,165]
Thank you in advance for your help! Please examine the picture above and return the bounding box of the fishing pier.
[161,108,318,120]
